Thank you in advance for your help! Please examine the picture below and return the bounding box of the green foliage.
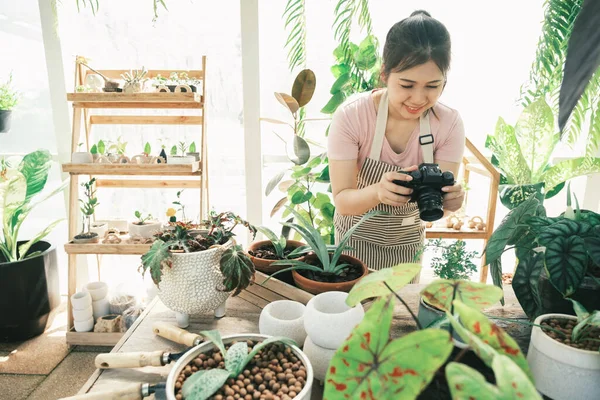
[182,330,297,400]
[97,140,105,155]
[485,190,600,319]
[134,210,152,225]
[255,226,287,259]
[0,150,66,262]
[107,136,127,155]
[143,142,151,156]
[189,141,196,153]
[76,0,168,21]
[140,211,257,294]
[569,300,600,343]
[177,141,188,156]
[282,0,307,72]
[90,144,98,155]
[421,280,504,313]
[345,263,422,306]
[325,297,453,399]
[426,239,479,280]
[79,178,98,217]
[170,145,177,156]
[171,190,187,222]
[0,73,18,111]
[270,207,383,277]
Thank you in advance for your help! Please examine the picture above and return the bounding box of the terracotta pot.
[247,239,305,274]
[292,253,368,295]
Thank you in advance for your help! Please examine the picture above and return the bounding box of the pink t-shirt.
[327,91,465,168]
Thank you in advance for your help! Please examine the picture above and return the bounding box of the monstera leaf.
[220,244,255,296]
[538,219,590,296]
[324,297,453,399]
[421,280,503,312]
[512,249,545,320]
[450,300,533,381]
[345,263,421,306]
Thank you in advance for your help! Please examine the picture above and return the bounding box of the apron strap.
[370,90,435,164]
[419,113,434,164]
[369,90,389,162]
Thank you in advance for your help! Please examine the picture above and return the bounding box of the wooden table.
[77,284,529,399]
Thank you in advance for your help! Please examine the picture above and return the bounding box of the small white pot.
[168,155,195,164]
[84,281,109,301]
[71,291,92,310]
[92,297,110,320]
[74,317,94,332]
[128,220,162,239]
[303,336,337,382]
[259,300,307,345]
[304,291,364,349]
[90,222,108,238]
[186,152,200,161]
[71,152,93,163]
[528,313,600,400]
[72,305,93,322]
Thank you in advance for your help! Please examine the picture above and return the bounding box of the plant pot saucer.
[73,233,100,244]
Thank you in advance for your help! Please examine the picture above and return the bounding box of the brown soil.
[296,258,363,283]
[74,232,98,239]
[176,340,307,400]
[248,244,297,260]
[541,318,600,351]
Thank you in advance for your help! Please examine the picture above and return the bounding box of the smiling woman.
[327,10,466,280]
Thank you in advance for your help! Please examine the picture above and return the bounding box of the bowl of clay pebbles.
[167,331,314,400]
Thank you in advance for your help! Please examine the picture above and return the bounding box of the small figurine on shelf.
[121,67,148,93]
[73,178,100,244]
[467,216,486,231]
[445,215,463,230]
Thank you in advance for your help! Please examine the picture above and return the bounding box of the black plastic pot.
[538,268,600,315]
[0,241,60,341]
[0,110,12,133]
[166,84,197,93]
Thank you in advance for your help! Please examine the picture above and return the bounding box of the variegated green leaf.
[486,117,531,184]
[421,280,503,312]
[199,330,227,358]
[225,342,248,376]
[493,355,541,399]
[541,157,600,193]
[18,150,52,205]
[446,362,501,399]
[346,263,421,306]
[182,368,230,400]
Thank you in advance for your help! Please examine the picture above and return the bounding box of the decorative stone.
[94,314,124,333]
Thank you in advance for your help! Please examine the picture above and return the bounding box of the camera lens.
[415,187,444,222]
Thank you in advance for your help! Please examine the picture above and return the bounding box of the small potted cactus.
[121,67,148,93]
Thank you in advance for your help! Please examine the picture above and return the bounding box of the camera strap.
[370,90,435,164]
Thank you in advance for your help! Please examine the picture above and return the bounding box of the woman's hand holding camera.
[442,182,465,212]
[376,165,418,207]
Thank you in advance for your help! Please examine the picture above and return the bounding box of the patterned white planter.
[157,240,233,325]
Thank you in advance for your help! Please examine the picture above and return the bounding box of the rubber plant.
[182,330,297,400]
[485,188,600,320]
[485,96,600,209]
[325,262,538,399]
[0,150,67,262]
[140,210,257,296]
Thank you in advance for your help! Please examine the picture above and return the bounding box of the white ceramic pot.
[74,317,94,332]
[302,336,337,382]
[71,291,92,310]
[186,152,200,161]
[71,152,93,163]
[84,281,109,301]
[72,305,93,321]
[92,297,110,320]
[304,291,364,349]
[528,313,600,400]
[157,240,233,317]
[90,222,108,238]
[128,220,162,239]
[166,334,313,400]
[259,300,307,345]
[168,155,195,164]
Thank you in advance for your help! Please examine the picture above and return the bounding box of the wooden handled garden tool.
[152,321,204,346]
[59,382,166,400]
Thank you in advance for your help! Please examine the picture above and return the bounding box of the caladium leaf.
[493,355,541,399]
[451,300,533,381]
[512,249,545,320]
[421,280,503,312]
[446,362,501,399]
[225,342,248,376]
[220,245,255,296]
[182,369,230,400]
[325,297,453,399]
[345,263,421,306]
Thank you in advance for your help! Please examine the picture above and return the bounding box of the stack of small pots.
[70,282,109,332]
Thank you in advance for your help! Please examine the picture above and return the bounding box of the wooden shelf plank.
[73,102,202,109]
[96,179,202,188]
[66,330,124,346]
[62,162,200,176]
[67,92,202,103]
[90,115,203,125]
[65,237,152,255]
[425,227,488,240]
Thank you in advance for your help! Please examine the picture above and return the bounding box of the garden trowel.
[58,382,167,400]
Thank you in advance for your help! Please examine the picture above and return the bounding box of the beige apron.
[333,90,435,281]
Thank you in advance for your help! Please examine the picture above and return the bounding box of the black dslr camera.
[392,163,455,222]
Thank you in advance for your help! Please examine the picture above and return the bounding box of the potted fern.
[0,72,18,133]
[0,150,66,340]
[140,211,257,327]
